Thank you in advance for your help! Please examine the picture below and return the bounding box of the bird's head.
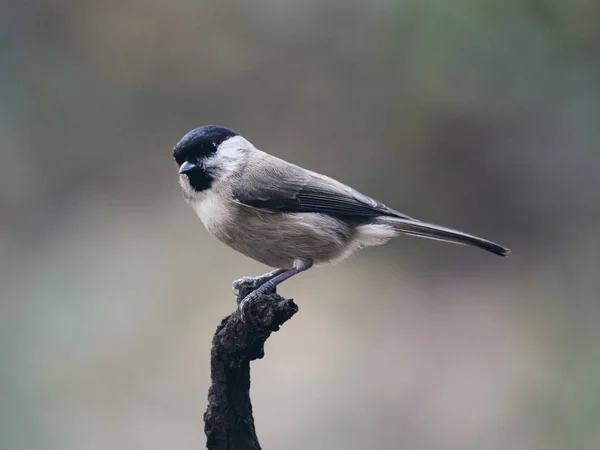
[173,125,241,193]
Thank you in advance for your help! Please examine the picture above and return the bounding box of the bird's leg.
[232,268,287,296]
[238,261,312,315]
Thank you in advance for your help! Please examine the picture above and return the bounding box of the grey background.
[1,1,599,449]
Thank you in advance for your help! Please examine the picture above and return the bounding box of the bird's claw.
[232,276,266,297]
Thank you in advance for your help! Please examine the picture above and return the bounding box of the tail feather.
[384,217,510,256]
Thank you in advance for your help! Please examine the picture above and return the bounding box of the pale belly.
[191,191,354,268]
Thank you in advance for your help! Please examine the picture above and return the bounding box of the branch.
[203,282,298,450]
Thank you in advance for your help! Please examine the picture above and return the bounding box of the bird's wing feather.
[232,153,413,219]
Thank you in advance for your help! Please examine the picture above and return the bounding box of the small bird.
[173,125,509,304]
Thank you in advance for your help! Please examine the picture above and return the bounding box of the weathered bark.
[204,282,298,450]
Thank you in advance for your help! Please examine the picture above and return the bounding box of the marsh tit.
[173,125,509,304]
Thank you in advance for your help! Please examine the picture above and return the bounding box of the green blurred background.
[1,1,599,449]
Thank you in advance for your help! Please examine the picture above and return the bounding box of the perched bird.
[173,125,509,304]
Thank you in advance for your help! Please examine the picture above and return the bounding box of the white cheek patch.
[205,136,248,178]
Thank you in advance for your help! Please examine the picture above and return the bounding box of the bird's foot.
[238,282,280,325]
[232,276,269,297]
[232,269,286,297]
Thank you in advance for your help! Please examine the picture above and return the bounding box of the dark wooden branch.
[204,282,298,450]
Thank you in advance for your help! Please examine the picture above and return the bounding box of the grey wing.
[232,154,414,220]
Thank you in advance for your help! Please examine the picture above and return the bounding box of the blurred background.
[1,0,599,449]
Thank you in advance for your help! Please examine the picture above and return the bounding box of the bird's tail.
[381,217,510,256]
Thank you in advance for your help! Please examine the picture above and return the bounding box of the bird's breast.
[189,189,233,236]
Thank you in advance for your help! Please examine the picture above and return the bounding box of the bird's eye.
[212,141,218,150]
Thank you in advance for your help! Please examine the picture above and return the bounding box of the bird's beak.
[179,161,198,174]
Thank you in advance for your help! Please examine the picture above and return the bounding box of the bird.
[173,125,509,305]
